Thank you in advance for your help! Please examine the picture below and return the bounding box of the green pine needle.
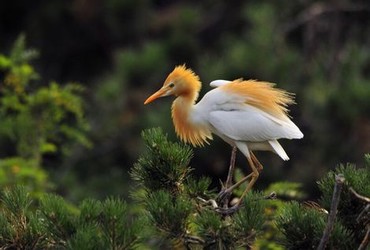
[39,194,76,243]
[276,201,354,249]
[185,176,214,199]
[234,192,267,240]
[78,198,103,227]
[131,128,193,194]
[145,190,192,238]
[1,186,32,216]
[195,209,223,241]
[100,197,140,249]
[317,160,370,243]
[67,225,106,250]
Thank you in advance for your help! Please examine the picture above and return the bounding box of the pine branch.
[358,226,369,250]
[348,187,370,250]
[131,128,193,194]
[350,187,370,204]
[318,174,345,250]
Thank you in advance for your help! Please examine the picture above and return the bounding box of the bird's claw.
[215,203,241,215]
[216,188,232,205]
[198,194,241,215]
[197,197,218,209]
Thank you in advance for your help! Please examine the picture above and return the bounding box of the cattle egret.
[144,65,303,209]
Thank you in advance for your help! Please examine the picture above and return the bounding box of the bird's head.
[144,65,201,104]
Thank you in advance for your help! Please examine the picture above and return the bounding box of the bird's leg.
[250,151,263,173]
[215,172,255,215]
[216,150,263,213]
[219,172,254,194]
[217,146,237,206]
[233,156,260,207]
[218,150,263,201]
[225,146,237,188]
[215,154,261,214]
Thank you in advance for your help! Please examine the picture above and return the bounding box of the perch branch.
[317,174,345,250]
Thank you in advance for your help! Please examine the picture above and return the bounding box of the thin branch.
[197,197,218,209]
[358,226,369,250]
[317,174,345,250]
[348,187,369,250]
[349,187,370,203]
[184,234,205,245]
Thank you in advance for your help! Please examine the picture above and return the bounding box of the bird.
[144,65,303,209]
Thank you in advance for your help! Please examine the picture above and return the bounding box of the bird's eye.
[168,83,175,88]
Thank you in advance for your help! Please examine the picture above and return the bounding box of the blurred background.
[0,0,369,202]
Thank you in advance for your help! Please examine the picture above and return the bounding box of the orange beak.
[144,87,168,104]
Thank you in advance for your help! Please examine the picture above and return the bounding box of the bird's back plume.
[221,79,295,120]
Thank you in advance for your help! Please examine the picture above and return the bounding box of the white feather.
[209,80,231,88]
[191,87,303,160]
[269,140,289,161]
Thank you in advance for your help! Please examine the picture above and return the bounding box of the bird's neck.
[171,94,212,147]
[172,95,196,136]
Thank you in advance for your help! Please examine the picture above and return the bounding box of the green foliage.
[101,198,140,249]
[277,156,370,249]
[74,197,141,249]
[0,158,48,194]
[67,225,106,250]
[233,192,267,240]
[1,185,32,216]
[0,35,90,194]
[0,186,141,249]
[39,194,77,245]
[185,176,214,200]
[0,129,368,249]
[195,209,232,248]
[194,192,268,249]
[0,186,47,249]
[132,128,269,249]
[265,181,306,200]
[132,129,368,249]
[145,190,192,238]
[317,158,370,243]
[277,202,353,249]
[131,127,193,194]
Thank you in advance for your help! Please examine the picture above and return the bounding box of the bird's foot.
[216,187,232,206]
[197,197,219,209]
[215,203,241,215]
[197,196,241,215]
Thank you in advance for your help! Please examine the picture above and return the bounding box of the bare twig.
[356,204,369,223]
[263,192,277,200]
[358,226,369,250]
[317,174,345,250]
[348,187,370,250]
[349,187,370,203]
[184,234,205,245]
[197,197,218,209]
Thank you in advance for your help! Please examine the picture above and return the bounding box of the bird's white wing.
[209,80,231,88]
[208,104,302,142]
[193,86,303,142]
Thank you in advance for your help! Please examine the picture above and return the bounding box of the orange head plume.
[144,65,201,104]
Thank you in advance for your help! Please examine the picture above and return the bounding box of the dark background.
[1,0,369,201]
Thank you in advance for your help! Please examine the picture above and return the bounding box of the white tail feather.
[269,140,289,161]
